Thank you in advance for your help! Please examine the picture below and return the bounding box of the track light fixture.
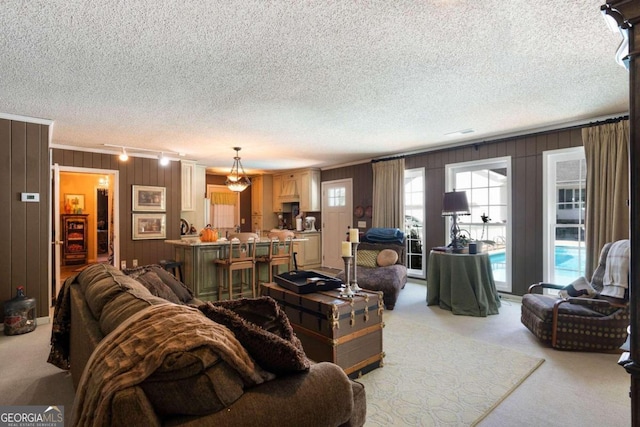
[159,153,170,166]
[104,144,179,166]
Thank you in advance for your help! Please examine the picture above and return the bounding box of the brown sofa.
[49,263,366,426]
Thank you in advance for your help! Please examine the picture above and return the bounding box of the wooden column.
[602,1,640,424]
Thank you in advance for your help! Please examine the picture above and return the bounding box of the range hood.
[279,179,299,203]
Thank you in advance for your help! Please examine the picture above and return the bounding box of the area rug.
[358,317,544,426]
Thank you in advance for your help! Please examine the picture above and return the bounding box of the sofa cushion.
[377,249,398,267]
[357,250,379,268]
[99,291,158,336]
[140,347,245,415]
[79,264,153,320]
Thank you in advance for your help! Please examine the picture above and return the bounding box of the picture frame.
[132,185,166,211]
[64,194,85,213]
[132,213,166,240]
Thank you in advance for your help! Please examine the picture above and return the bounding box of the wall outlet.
[358,221,367,228]
[132,259,138,267]
[120,260,127,269]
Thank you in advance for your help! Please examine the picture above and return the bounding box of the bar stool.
[256,230,295,284]
[159,259,183,282]
[215,233,258,300]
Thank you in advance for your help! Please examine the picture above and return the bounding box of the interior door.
[321,179,353,270]
[52,164,62,304]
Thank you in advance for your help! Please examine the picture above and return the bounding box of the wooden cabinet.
[272,174,283,213]
[62,214,89,265]
[272,169,321,213]
[251,175,273,232]
[299,169,321,212]
[293,231,322,269]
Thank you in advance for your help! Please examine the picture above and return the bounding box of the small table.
[426,250,501,316]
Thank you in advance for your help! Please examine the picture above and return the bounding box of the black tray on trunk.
[274,270,343,294]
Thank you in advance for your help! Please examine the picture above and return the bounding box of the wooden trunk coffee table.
[260,282,384,378]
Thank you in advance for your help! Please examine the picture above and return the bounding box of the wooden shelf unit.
[62,214,89,265]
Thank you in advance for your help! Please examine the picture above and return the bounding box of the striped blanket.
[71,303,273,426]
[600,239,630,300]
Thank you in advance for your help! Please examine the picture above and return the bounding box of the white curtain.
[372,157,405,229]
[212,205,235,229]
[210,192,237,229]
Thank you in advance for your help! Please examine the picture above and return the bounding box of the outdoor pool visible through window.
[489,245,586,284]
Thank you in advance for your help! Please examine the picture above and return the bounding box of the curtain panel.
[583,120,629,277]
[372,157,405,229]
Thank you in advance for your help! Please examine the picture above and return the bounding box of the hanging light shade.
[225,147,251,192]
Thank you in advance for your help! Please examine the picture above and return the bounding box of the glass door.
[446,157,512,292]
[543,147,586,285]
[405,168,425,278]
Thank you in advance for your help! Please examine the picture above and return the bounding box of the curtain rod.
[371,154,405,163]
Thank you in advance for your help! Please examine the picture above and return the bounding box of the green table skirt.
[426,251,500,317]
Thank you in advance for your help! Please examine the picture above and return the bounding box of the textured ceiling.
[0,1,629,174]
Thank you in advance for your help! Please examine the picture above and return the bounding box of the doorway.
[321,179,353,270]
[53,166,119,300]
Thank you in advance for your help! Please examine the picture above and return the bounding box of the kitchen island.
[165,237,305,301]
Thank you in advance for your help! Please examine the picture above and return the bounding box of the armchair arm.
[567,296,628,309]
[551,297,629,347]
[528,282,566,293]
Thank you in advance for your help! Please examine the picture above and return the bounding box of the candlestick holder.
[340,255,355,298]
[350,241,362,292]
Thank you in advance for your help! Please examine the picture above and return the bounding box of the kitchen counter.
[165,237,307,301]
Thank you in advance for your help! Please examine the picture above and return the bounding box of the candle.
[341,241,352,257]
[349,228,359,243]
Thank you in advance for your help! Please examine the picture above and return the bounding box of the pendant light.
[225,147,251,192]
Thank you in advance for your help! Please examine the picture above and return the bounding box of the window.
[404,168,425,278]
[327,187,346,207]
[446,157,512,292]
[543,148,586,285]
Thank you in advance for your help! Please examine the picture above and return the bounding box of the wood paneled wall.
[405,129,583,295]
[323,128,584,296]
[51,149,182,270]
[0,119,50,319]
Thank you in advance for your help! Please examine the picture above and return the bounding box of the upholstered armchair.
[521,240,630,351]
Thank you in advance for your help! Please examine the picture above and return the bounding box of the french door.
[543,147,586,285]
[446,157,512,293]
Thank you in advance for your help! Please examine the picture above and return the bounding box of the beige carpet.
[359,316,544,426]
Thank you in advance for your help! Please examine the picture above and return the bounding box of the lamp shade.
[442,191,470,216]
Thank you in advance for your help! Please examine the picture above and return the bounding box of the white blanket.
[600,239,630,299]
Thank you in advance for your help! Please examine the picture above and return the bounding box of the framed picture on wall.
[132,213,166,240]
[64,194,85,214]
[132,185,166,211]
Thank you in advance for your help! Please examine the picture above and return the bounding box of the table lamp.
[442,190,470,253]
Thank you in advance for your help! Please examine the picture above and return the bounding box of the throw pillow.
[198,297,310,375]
[133,270,182,304]
[148,265,194,303]
[377,249,399,267]
[357,250,380,268]
[123,264,194,303]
